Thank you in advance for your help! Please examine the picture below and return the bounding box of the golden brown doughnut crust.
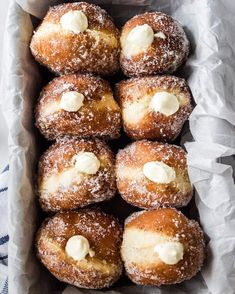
[35,74,121,140]
[122,208,205,286]
[30,2,120,76]
[120,12,189,77]
[116,140,193,209]
[116,75,193,142]
[36,209,123,289]
[37,138,116,212]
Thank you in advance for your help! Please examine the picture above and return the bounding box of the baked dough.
[116,140,193,209]
[121,208,205,286]
[120,12,189,77]
[116,75,192,142]
[36,209,123,289]
[37,138,116,212]
[30,2,120,76]
[35,74,121,140]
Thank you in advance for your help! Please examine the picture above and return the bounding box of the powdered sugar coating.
[116,75,193,142]
[37,138,116,212]
[121,208,205,286]
[116,140,193,209]
[35,74,121,140]
[36,209,123,289]
[120,12,189,77]
[30,2,120,76]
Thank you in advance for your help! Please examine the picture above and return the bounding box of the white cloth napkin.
[0,165,9,294]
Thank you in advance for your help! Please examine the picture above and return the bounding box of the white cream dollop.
[122,24,154,57]
[143,161,176,184]
[60,91,84,112]
[150,91,180,116]
[154,32,166,39]
[74,152,100,175]
[154,241,184,265]
[60,10,88,34]
[65,235,95,261]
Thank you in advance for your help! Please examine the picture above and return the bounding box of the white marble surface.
[0,1,9,172]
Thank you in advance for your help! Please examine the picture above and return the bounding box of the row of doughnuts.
[30,2,189,77]
[35,74,192,142]
[30,1,205,291]
[37,139,192,211]
[35,138,204,289]
[36,208,205,289]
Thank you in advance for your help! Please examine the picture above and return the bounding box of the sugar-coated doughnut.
[35,74,121,140]
[121,208,205,286]
[37,138,116,212]
[116,140,193,209]
[36,209,123,289]
[30,2,120,76]
[120,12,189,77]
[116,75,192,141]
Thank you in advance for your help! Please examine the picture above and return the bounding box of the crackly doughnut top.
[120,12,189,77]
[38,137,114,177]
[117,75,191,103]
[38,74,112,106]
[44,2,119,34]
[117,140,188,173]
[125,208,201,239]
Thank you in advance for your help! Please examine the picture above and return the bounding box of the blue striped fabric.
[0,165,8,294]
